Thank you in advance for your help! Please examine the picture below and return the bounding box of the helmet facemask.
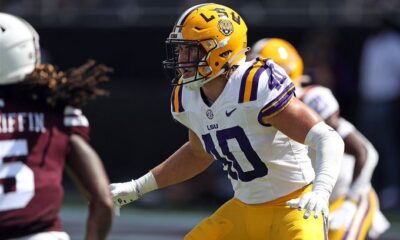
[163,38,217,90]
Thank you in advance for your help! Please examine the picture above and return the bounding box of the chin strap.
[227,47,250,66]
[183,46,250,91]
[200,47,250,85]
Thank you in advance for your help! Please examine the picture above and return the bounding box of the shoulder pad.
[237,58,267,103]
[302,85,339,119]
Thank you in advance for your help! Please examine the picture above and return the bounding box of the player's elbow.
[366,143,379,167]
[93,194,114,212]
[358,142,379,174]
[89,192,114,221]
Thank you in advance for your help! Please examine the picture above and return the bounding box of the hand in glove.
[287,191,329,219]
[109,180,141,214]
[109,172,158,216]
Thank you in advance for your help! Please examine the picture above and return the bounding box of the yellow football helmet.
[249,38,303,87]
[163,3,248,90]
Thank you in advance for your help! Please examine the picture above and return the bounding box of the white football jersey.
[297,85,339,120]
[171,58,315,204]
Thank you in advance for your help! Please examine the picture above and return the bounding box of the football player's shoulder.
[231,58,266,104]
[233,58,293,104]
[170,79,205,115]
[233,58,295,118]
[231,59,255,82]
[302,84,339,119]
[257,59,295,119]
[171,83,185,114]
[303,85,331,98]
[170,83,194,129]
[302,84,338,108]
[63,106,89,128]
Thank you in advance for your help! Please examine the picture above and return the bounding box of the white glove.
[329,200,357,230]
[110,180,141,209]
[287,191,329,219]
[109,172,158,216]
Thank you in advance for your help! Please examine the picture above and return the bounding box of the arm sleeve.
[304,121,344,198]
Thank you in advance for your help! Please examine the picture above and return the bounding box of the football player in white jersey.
[110,4,344,239]
[248,38,390,240]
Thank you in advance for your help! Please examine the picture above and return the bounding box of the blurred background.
[2,0,400,239]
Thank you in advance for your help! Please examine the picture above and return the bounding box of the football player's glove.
[110,180,141,209]
[329,200,357,230]
[109,172,158,216]
[287,190,329,219]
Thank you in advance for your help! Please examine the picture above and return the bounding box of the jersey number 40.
[202,126,268,182]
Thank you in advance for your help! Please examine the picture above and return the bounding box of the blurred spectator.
[358,9,400,210]
[299,28,357,118]
[301,29,338,89]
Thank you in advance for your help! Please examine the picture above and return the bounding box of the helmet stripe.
[176,3,210,27]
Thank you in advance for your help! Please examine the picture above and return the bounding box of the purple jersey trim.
[257,83,295,126]
[248,66,265,101]
[238,65,254,103]
[171,84,184,113]
[238,61,268,103]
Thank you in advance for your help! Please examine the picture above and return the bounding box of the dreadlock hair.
[0,60,112,109]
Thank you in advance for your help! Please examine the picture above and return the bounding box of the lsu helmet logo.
[218,19,233,36]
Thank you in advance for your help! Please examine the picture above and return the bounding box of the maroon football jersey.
[0,97,90,238]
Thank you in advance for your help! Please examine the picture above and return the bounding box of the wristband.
[134,171,158,196]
